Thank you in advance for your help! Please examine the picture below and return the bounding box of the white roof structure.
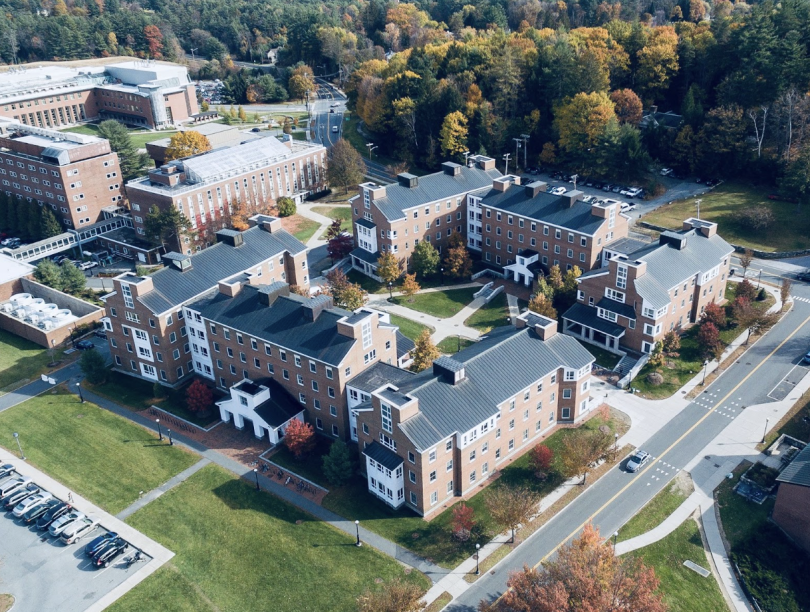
[183,138,296,184]
[0,253,35,286]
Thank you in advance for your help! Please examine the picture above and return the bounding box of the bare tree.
[739,248,754,277]
[781,277,792,310]
[747,105,769,159]
[485,485,541,543]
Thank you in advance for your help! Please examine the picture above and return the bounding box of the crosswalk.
[792,295,810,304]
[691,392,745,419]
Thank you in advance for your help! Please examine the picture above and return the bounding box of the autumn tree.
[326,140,366,193]
[327,233,354,263]
[739,248,754,276]
[276,196,296,217]
[662,330,681,354]
[412,240,440,278]
[377,252,402,295]
[411,329,439,372]
[357,579,425,612]
[443,244,472,279]
[529,445,554,479]
[547,265,564,291]
[325,268,367,310]
[697,321,724,360]
[554,92,616,172]
[143,25,163,58]
[186,379,214,416]
[238,105,247,123]
[528,293,557,319]
[283,418,316,460]
[401,273,420,302]
[439,111,469,159]
[736,279,758,302]
[485,485,541,543]
[488,523,665,612]
[322,440,354,486]
[558,429,612,485]
[636,26,679,103]
[451,503,476,542]
[325,218,343,241]
[609,89,643,125]
[647,341,665,369]
[780,278,792,310]
[165,131,212,162]
[288,64,315,102]
[700,302,726,329]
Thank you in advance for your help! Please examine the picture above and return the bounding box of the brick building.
[125,136,326,253]
[0,120,124,229]
[772,444,810,553]
[562,219,733,354]
[103,216,310,387]
[350,311,594,517]
[349,157,501,279]
[473,175,630,282]
[0,60,198,129]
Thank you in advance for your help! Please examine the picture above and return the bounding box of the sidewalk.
[0,360,82,412]
[296,204,335,249]
[116,457,211,520]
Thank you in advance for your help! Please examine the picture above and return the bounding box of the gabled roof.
[251,379,304,428]
[188,285,356,366]
[562,303,626,338]
[363,441,404,471]
[372,166,502,222]
[138,225,306,314]
[777,444,810,488]
[347,361,415,393]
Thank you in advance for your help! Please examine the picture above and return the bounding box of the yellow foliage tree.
[411,329,439,373]
[528,292,558,319]
[439,111,469,158]
[401,273,420,302]
[636,26,680,103]
[164,131,212,162]
[554,91,616,158]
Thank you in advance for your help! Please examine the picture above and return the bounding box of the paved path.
[116,458,211,520]
[506,293,520,324]
[296,203,335,249]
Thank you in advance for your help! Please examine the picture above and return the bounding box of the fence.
[617,353,650,389]
[146,405,223,435]
[471,268,505,281]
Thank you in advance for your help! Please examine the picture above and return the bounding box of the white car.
[331,125,338,133]
[79,261,98,271]
[660,168,673,176]
[624,187,643,198]
[12,491,53,518]
[550,186,567,195]
[620,202,636,213]
[60,517,98,545]
[0,476,32,498]
[330,102,340,108]
[49,510,86,537]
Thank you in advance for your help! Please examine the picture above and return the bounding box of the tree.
[34,259,65,291]
[736,207,775,231]
[451,503,476,542]
[143,25,163,58]
[327,233,354,263]
[322,440,354,487]
[489,523,665,612]
[80,349,108,385]
[701,302,726,329]
[697,321,724,360]
[529,445,554,479]
[401,273,420,302]
[164,131,212,162]
[238,106,247,123]
[554,92,616,172]
[662,330,681,354]
[528,293,558,319]
[485,485,541,543]
[60,261,86,294]
[609,89,643,125]
[357,579,425,612]
[547,265,564,290]
[635,26,680,103]
[324,268,366,310]
[288,64,315,102]
[276,197,296,217]
[377,252,402,294]
[534,277,555,302]
[736,279,758,302]
[739,249,754,276]
[186,379,214,416]
[144,206,193,249]
[326,140,366,194]
[412,240,440,278]
[39,208,61,239]
[647,341,665,369]
[411,329,439,373]
[325,218,343,241]
[558,429,612,485]
[283,418,316,460]
[439,111,469,159]
[781,278,792,310]
[443,245,472,279]
[97,120,148,180]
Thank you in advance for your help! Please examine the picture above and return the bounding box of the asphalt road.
[449,282,810,611]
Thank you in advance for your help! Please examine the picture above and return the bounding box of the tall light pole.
[254,468,260,490]
[190,48,198,62]
[521,133,530,168]
[761,418,769,444]
[365,142,377,159]
[502,153,511,175]
[155,418,163,441]
[695,199,702,219]
[355,520,362,546]
[76,382,84,403]
[702,359,709,386]
[571,174,579,191]
[613,531,619,548]
[614,432,619,457]
[12,432,24,460]
[475,543,481,575]
[168,429,173,445]
[512,138,522,171]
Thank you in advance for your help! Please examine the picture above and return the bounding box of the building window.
[408,451,416,463]
[381,403,392,433]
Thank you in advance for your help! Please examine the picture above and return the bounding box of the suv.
[626,450,650,473]
[796,269,810,282]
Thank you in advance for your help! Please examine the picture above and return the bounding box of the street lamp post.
[168,429,173,445]
[365,142,377,159]
[502,153,511,175]
[613,531,619,548]
[695,199,702,219]
[520,133,530,168]
[355,520,362,546]
[757,268,762,290]
[761,418,770,444]
[570,173,579,191]
[512,138,522,170]
[440,267,444,286]
[388,281,393,299]
[475,543,481,575]
[190,48,198,62]
[614,432,619,457]
[254,468,260,490]
[702,359,709,385]
[12,432,24,460]
[76,382,84,403]
[155,418,163,441]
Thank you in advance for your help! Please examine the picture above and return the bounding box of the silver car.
[49,510,86,537]
[626,450,650,473]
[12,491,53,518]
[60,517,98,545]
[0,476,33,499]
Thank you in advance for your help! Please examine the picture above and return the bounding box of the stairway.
[614,353,639,377]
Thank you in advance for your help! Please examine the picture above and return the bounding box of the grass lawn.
[313,206,352,239]
[347,270,474,295]
[437,336,476,354]
[280,214,321,243]
[578,341,622,369]
[0,390,198,514]
[643,181,810,253]
[388,314,434,342]
[62,123,176,150]
[391,288,477,319]
[464,293,512,333]
[268,435,335,488]
[626,519,728,612]
[760,390,810,449]
[617,475,693,542]
[323,412,628,568]
[110,464,428,612]
[0,329,66,392]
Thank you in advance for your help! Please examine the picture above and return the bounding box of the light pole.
[365,142,377,159]
[757,268,762,290]
[502,153,511,175]
[168,429,173,445]
[355,520,362,546]
[388,281,393,299]
[512,138,522,171]
[475,543,481,575]
[254,468,260,490]
[190,48,198,62]
[613,531,619,547]
[76,382,84,403]
[571,173,579,191]
[701,359,709,385]
[761,418,769,444]
[440,267,444,286]
[521,133,530,168]
[695,198,702,219]
[463,150,470,166]
[155,418,163,441]
[12,432,24,460]
[614,432,619,457]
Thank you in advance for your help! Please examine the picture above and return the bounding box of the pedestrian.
[68,492,74,503]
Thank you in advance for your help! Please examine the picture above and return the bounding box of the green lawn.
[388,314,434,342]
[0,329,66,392]
[281,215,321,243]
[643,181,810,253]
[323,413,628,568]
[62,123,176,150]
[312,206,352,232]
[110,464,427,612]
[0,391,199,514]
[392,288,477,319]
[464,293,512,333]
[627,519,728,612]
[268,435,335,488]
[347,270,474,295]
[618,477,693,542]
[578,341,622,370]
[437,336,476,354]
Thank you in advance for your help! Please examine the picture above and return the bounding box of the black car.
[94,539,128,567]
[22,498,60,524]
[796,270,810,282]
[36,501,71,530]
[85,532,119,557]
[75,340,95,350]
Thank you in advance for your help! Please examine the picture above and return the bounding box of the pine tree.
[80,350,108,385]
[98,120,148,181]
[16,199,31,240]
[60,261,87,294]
[39,208,62,238]
[34,259,65,290]
[322,440,354,486]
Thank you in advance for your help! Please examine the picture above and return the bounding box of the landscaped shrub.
[736,206,775,231]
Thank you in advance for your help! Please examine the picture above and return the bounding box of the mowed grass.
[0,329,65,391]
[617,477,693,542]
[280,214,321,243]
[578,341,622,370]
[111,464,428,612]
[392,287,477,319]
[312,206,352,234]
[464,292,511,333]
[0,391,198,514]
[62,123,176,150]
[626,519,728,612]
[643,181,810,252]
[437,336,476,354]
[388,314,434,342]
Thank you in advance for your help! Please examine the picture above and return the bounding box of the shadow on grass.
[211,477,302,526]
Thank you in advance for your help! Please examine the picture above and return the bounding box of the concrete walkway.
[296,203,336,249]
[506,293,520,324]
[116,458,211,520]
[0,360,82,412]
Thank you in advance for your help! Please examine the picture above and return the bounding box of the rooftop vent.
[442,161,462,176]
[524,181,546,198]
[162,252,192,272]
[216,228,244,247]
[433,356,466,385]
[257,281,290,306]
[659,230,688,250]
[397,173,419,189]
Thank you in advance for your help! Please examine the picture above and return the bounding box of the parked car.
[620,202,637,213]
[12,491,52,518]
[582,195,598,204]
[36,501,72,530]
[550,186,567,195]
[803,350,810,365]
[602,183,613,192]
[1,237,19,247]
[22,498,60,524]
[251,127,262,133]
[331,125,338,132]
[330,102,340,107]
[75,340,95,350]
[49,510,86,537]
[626,450,651,472]
[79,261,98,271]
[660,167,673,176]
[94,329,107,339]
[0,476,32,499]
[0,464,13,480]
[796,269,810,282]
[94,538,128,567]
[85,532,119,557]
[611,184,623,193]
[623,187,644,198]
[526,166,540,175]
[592,181,604,190]
[3,484,40,510]
[61,517,98,545]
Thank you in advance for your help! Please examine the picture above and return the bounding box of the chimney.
[659,230,688,250]
[248,214,282,233]
[683,218,717,238]
[562,190,583,208]
[218,279,242,297]
[257,281,290,306]
[441,161,462,176]
[516,311,557,339]
[492,177,512,192]
[216,228,244,247]
[524,181,546,198]
[473,155,496,171]
[397,173,419,188]
[301,295,333,321]
[432,356,466,385]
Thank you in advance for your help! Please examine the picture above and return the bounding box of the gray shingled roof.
[396,331,414,359]
[480,186,605,234]
[562,303,626,337]
[189,285,356,365]
[396,326,595,451]
[350,248,379,265]
[347,361,415,393]
[604,237,651,255]
[597,297,636,320]
[777,444,810,487]
[138,225,306,314]
[363,441,404,471]
[251,379,304,427]
[372,166,501,222]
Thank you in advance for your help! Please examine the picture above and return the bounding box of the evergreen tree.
[322,440,355,486]
[39,208,62,239]
[60,261,86,294]
[0,193,8,231]
[97,120,148,180]
[34,259,65,290]
[80,349,108,385]
[16,199,31,240]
